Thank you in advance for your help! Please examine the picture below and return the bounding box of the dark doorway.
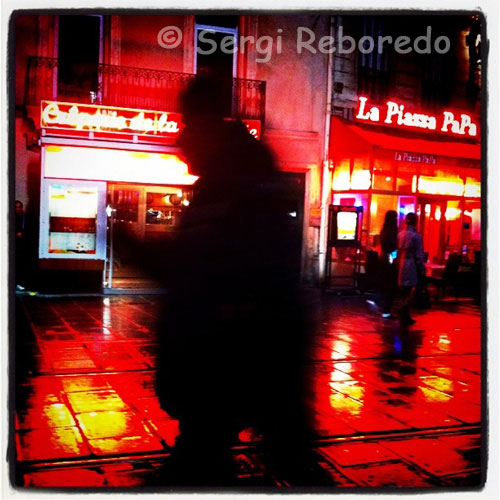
[275,171,305,279]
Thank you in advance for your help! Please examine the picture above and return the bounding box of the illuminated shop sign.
[41,101,262,142]
[355,96,478,138]
[41,101,182,140]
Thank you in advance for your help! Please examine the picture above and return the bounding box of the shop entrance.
[106,183,192,288]
[417,197,464,266]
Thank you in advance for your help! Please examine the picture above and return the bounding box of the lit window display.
[329,100,481,276]
[332,159,350,190]
[48,184,98,254]
[396,163,418,193]
[336,212,358,241]
[145,190,190,226]
[372,158,394,191]
[369,194,398,236]
[417,175,465,196]
[351,158,371,190]
[111,189,140,223]
[44,145,198,186]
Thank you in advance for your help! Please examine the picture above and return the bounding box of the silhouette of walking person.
[154,75,321,487]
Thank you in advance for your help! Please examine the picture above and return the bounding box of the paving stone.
[340,460,439,487]
[15,294,482,487]
[23,467,106,487]
[16,403,76,430]
[67,390,130,413]
[87,434,164,456]
[381,437,480,476]
[16,427,90,461]
[319,442,399,466]
[60,374,112,393]
[76,410,150,440]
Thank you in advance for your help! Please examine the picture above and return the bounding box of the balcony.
[25,56,266,123]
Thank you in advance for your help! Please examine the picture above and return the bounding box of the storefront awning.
[330,117,481,161]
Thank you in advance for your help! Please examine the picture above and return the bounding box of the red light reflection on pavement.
[15,296,481,487]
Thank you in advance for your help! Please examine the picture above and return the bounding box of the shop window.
[332,158,371,191]
[396,163,417,193]
[444,200,462,255]
[372,158,395,191]
[464,169,481,198]
[332,159,351,190]
[145,191,190,226]
[418,175,464,196]
[463,199,481,255]
[397,196,416,231]
[418,165,465,196]
[112,189,139,223]
[48,184,98,254]
[369,194,398,247]
[351,158,371,190]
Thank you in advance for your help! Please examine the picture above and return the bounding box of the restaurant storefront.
[37,100,263,291]
[328,97,481,282]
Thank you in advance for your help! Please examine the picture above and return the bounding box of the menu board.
[328,205,362,247]
[336,211,358,241]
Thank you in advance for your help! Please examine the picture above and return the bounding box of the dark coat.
[156,120,307,431]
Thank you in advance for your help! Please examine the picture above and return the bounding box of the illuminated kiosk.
[38,101,197,291]
[328,96,481,280]
[324,205,363,291]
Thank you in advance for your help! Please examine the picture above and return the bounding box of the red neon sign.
[41,101,262,143]
[355,96,478,138]
[41,101,184,142]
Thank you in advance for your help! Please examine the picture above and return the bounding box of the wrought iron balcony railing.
[25,56,266,122]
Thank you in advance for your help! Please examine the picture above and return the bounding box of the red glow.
[44,145,199,186]
[41,101,263,144]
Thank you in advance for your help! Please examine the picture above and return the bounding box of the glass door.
[106,184,193,287]
[418,198,448,265]
[107,184,144,281]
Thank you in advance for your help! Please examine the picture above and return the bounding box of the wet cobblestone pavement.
[12,292,483,489]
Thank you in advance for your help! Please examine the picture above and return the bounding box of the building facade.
[324,14,481,287]
[13,13,482,291]
[14,13,330,290]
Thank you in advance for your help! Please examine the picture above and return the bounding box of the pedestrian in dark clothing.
[397,212,426,325]
[154,75,321,486]
[379,210,398,318]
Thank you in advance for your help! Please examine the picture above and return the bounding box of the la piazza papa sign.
[40,101,261,141]
[355,96,478,138]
